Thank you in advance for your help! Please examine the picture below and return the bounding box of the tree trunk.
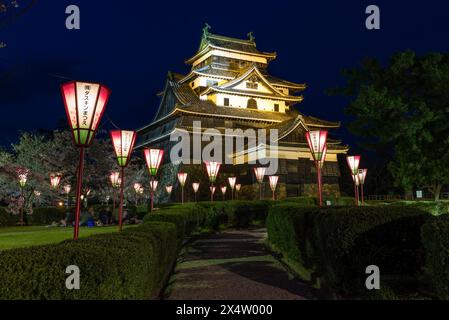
[433,183,442,201]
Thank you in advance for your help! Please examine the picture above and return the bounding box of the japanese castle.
[136,25,348,199]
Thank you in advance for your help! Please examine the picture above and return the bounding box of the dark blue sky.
[1,0,449,150]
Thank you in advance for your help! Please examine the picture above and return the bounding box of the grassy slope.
[0,225,136,251]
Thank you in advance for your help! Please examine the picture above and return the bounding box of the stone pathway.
[164,228,322,300]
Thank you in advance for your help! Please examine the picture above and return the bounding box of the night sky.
[1,0,449,153]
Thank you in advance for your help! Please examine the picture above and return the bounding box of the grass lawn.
[0,225,136,251]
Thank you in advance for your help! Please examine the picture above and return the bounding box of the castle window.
[224,98,229,106]
[247,99,257,109]
[206,80,218,87]
[274,104,279,112]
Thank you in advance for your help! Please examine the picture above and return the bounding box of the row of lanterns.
[59,81,367,239]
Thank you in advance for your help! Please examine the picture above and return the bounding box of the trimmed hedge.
[267,204,430,297]
[0,222,178,299]
[422,216,449,299]
[0,207,17,227]
[29,207,67,225]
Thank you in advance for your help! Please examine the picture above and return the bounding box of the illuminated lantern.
[210,186,216,199]
[64,184,71,194]
[110,130,136,231]
[144,148,164,176]
[61,81,111,240]
[228,177,237,200]
[134,183,142,194]
[17,168,28,188]
[133,183,143,205]
[166,185,173,195]
[205,161,221,202]
[306,130,328,162]
[16,167,29,226]
[64,184,71,208]
[347,155,361,206]
[319,145,328,169]
[358,169,368,205]
[109,171,121,188]
[347,156,361,175]
[144,148,164,212]
[192,182,200,202]
[177,172,188,204]
[269,176,279,201]
[50,173,62,189]
[221,186,227,200]
[110,130,136,168]
[61,81,111,147]
[253,167,266,200]
[205,161,220,183]
[306,130,328,206]
[235,183,242,200]
[150,180,158,192]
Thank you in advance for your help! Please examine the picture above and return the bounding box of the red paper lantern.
[144,148,164,176]
[253,167,266,184]
[50,173,62,189]
[205,161,221,183]
[358,169,367,185]
[61,81,111,147]
[306,130,328,162]
[269,176,279,192]
[110,130,137,168]
[166,185,173,194]
[346,156,361,175]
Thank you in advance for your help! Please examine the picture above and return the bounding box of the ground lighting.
[228,177,236,200]
[144,148,164,211]
[177,172,188,204]
[61,81,111,240]
[192,182,200,202]
[269,176,279,201]
[253,167,266,200]
[347,155,361,206]
[110,130,137,231]
[205,161,221,202]
[306,130,328,206]
[358,169,368,205]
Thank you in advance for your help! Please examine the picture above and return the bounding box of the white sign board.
[416,190,423,199]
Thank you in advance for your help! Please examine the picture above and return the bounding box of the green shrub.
[267,204,430,297]
[0,221,178,299]
[284,197,317,206]
[421,216,449,299]
[143,204,203,240]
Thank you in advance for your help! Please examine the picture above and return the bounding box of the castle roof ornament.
[247,32,255,42]
[202,23,211,38]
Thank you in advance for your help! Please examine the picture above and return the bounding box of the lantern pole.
[150,176,155,211]
[118,167,125,232]
[20,185,24,226]
[74,147,85,240]
[112,186,116,223]
[360,181,364,205]
[316,161,323,206]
